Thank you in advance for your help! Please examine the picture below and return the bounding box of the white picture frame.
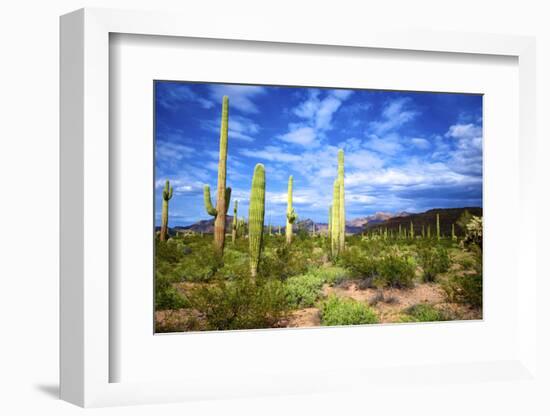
[60,7,538,408]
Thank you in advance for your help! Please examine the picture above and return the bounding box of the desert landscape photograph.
[153,81,483,333]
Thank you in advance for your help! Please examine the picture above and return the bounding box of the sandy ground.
[283,280,481,327]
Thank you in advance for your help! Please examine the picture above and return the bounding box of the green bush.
[177,248,221,282]
[418,247,450,282]
[260,241,310,280]
[442,272,482,308]
[188,277,289,330]
[320,295,378,326]
[155,271,189,311]
[338,247,377,279]
[399,303,450,322]
[285,273,324,308]
[155,240,183,264]
[285,267,350,308]
[375,254,416,288]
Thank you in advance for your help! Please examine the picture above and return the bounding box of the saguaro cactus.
[249,164,266,278]
[410,221,414,239]
[232,200,238,244]
[436,213,441,241]
[338,149,345,252]
[452,223,457,241]
[285,175,297,244]
[331,179,341,257]
[328,205,332,241]
[160,180,173,241]
[203,96,231,256]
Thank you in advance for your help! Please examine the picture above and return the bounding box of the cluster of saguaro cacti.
[249,164,266,278]
[203,96,232,256]
[330,149,346,256]
[160,180,173,241]
[285,175,297,244]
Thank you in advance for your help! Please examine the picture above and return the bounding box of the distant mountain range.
[166,207,481,236]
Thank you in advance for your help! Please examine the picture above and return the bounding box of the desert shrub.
[375,254,416,288]
[214,248,249,280]
[320,295,379,326]
[155,271,189,311]
[285,267,349,308]
[155,240,183,264]
[285,273,325,308]
[418,247,450,282]
[442,272,482,308]
[399,303,450,322]
[338,247,377,279]
[260,241,310,280]
[317,266,351,285]
[188,277,288,330]
[177,248,221,282]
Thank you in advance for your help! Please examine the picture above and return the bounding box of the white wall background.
[0,1,548,415]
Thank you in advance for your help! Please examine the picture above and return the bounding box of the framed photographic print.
[60,7,538,408]
[152,81,483,334]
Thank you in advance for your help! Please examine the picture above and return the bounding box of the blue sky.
[155,81,482,227]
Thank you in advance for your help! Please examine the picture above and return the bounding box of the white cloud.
[201,114,260,142]
[410,137,431,149]
[282,89,354,146]
[155,141,194,162]
[368,97,419,135]
[157,84,214,110]
[364,133,404,155]
[346,149,384,170]
[278,126,317,146]
[239,146,302,163]
[445,123,482,140]
[208,85,267,114]
[294,90,353,130]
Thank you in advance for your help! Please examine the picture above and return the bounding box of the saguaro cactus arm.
[203,185,218,216]
[162,180,173,201]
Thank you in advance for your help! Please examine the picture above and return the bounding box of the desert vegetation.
[154,95,483,333]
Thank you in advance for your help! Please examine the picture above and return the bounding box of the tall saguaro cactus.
[436,213,441,241]
[452,223,457,241]
[160,180,173,241]
[410,221,414,239]
[203,96,231,256]
[338,149,345,252]
[328,205,332,242]
[285,175,297,244]
[249,164,266,278]
[232,200,238,244]
[331,179,341,257]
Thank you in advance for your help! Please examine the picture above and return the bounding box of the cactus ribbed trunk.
[160,180,173,241]
[285,175,297,244]
[249,164,266,278]
[328,205,332,242]
[452,223,456,241]
[203,96,231,256]
[331,179,340,257]
[338,150,345,252]
[436,213,440,241]
[410,221,414,239]
[214,96,229,254]
[232,200,238,244]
